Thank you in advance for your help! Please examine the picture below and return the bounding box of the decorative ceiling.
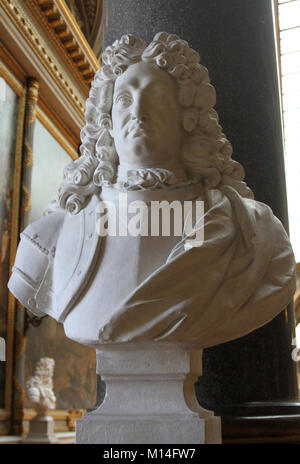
[66,0,102,59]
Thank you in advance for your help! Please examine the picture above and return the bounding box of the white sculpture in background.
[26,357,56,416]
[9,32,296,443]
[23,357,58,444]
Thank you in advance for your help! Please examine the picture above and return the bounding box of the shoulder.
[8,207,67,317]
[22,207,66,253]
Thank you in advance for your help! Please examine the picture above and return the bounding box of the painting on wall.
[24,118,97,410]
[0,78,19,408]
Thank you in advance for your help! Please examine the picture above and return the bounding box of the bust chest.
[63,184,203,344]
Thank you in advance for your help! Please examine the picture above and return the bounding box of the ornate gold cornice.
[1,0,99,120]
[66,0,102,54]
[29,0,100,85]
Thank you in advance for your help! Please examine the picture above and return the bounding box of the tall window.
[276,0,300,359]
[277,0,300,262]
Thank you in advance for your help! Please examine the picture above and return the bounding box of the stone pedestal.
[22,414,58,444]
[76,344,221,444]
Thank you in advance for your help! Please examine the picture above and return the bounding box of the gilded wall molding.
[23,140,33,169]
[26,78,39,127]
[21,184,31,215]
[29,0,100,85]
[5,116,25,425]
[1,0,88,118]
[13,328,27,364]
[21,78,39,223]
[66,408,85,431]
[66,0,103,59]
[4,80,26,417]
[0,43,80,151]
[23,408,85,432]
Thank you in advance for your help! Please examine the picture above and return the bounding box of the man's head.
[88,32,221,177]
[59,33,252,214]
[110,61,182,167]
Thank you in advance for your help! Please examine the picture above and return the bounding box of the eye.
[115,93,132,108]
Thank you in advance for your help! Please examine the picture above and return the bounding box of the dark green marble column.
[102,0,299,417]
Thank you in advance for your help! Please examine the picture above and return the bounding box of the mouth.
[128,123,152,138]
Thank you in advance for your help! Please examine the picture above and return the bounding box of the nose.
[131,93,149,122]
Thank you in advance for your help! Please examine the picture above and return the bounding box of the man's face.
[110,61,182,167]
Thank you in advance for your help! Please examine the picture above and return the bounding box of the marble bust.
[23,357,58,444]
[8,32,296,350]
[26,357,56,414]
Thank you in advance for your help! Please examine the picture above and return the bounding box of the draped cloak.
[8,183,296,348]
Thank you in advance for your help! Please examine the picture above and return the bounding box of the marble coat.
[8,184,296,348]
